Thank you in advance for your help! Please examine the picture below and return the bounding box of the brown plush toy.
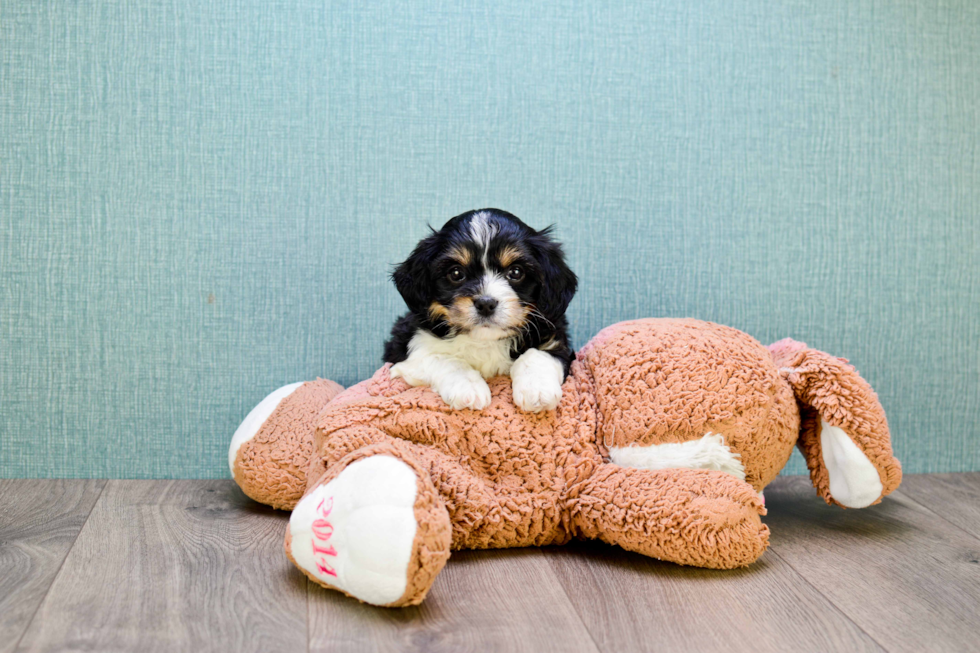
[229,319,901,607]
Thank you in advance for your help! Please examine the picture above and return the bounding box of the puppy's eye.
[506,265,525,282]
[447,266,465,283]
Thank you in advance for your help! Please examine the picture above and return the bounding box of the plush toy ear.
[528,226,577,322]
[391,230,441,315]
[769,339,902,508]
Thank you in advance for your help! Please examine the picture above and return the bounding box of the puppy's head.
[392,209,577,342]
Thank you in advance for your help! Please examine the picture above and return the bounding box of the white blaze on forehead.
[468,212,498,266]
[480,273,517,302]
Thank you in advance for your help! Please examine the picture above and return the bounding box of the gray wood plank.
[0,480,106,653]
[898,472,980,540]
[15,480,307,653]
[547,539,883,653]
[308,547,600,653]
[764,476,980,653]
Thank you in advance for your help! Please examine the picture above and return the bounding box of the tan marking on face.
[428,302,449,322]
[497,245,523,268]
[446,296,477,330]
[503,296,530,330]
[448,245,472,267]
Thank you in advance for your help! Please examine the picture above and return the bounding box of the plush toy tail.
[768,339,902,508]
[230,379,345,510]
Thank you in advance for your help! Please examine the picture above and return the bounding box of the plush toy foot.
[285,454,451,607]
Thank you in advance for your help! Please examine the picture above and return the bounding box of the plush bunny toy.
[230,319,901,607]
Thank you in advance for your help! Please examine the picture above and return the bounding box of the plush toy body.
[230,319,901,607]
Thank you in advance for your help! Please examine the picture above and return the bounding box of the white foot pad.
[288,455,419,605]
[609,433,746,480]
[820,419,883,508]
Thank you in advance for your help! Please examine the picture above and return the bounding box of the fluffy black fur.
[383,209,578,377]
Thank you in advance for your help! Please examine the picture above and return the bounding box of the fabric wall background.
[2,1,978,478]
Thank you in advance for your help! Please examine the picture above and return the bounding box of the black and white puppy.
[384,209,577,412]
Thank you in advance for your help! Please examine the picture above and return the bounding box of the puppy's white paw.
[513,378,562,412]
[511,348,564,413]
[437,370,492,410]
[389,361,420,385]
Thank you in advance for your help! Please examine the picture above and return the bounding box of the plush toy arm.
[569,463,769,569]
[769,339,902,508]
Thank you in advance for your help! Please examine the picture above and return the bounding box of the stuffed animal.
[229,318,901,607]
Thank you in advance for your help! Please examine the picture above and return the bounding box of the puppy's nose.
[473,296,498,317]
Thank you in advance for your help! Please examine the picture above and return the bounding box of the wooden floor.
[2,474,978,653]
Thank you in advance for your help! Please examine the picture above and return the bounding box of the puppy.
[384,209,577,412]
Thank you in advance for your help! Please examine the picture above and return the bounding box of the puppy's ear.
[391,231,440,314]
[529,226,577,320]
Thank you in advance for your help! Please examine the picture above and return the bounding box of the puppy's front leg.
[511,348,564,413]
[391,355,492,410]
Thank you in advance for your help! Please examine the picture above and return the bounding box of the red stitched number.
[311,496,337,577]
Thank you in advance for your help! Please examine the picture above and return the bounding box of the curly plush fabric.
[579,319,800,490]
[569,465,769,569]
[231,318,902,607]
[233,378,344,510]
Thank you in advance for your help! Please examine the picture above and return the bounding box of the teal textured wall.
[2,1,978,478]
